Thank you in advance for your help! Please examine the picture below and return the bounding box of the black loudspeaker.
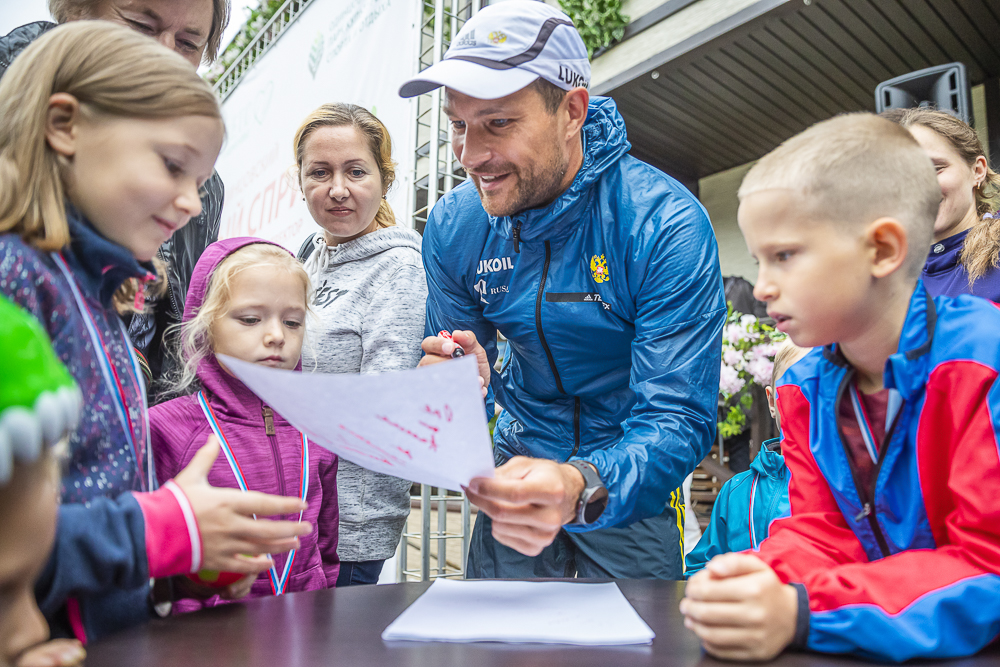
[875,62,972,124]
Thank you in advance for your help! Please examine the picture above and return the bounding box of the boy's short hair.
[770,340,808,389]
[739,113,941,277]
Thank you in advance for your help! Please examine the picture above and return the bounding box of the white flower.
[740,314,758,329]
[722,347,744,367]
[720,363,746,396]
[747,356,774,386]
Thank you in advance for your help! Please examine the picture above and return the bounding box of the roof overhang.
[594,0,1000,182]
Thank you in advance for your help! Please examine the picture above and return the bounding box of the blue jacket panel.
[685,439,790,576]
[423,97,726,529]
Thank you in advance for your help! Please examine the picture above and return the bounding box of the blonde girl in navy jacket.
[0,23,309,642]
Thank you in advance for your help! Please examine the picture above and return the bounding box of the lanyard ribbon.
[848,384,903,465]
[52,253,153,491]
[748,472,761,550]
[197,392,308,596]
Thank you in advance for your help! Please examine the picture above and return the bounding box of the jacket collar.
[184,237,286,322]
[922,229,968,277]
[487,96,630,246]
[820,281,935,401]
[751,438,786,477]
[198,355,293,425]
[63,205,156,308]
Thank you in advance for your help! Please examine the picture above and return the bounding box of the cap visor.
[398,58,539,99]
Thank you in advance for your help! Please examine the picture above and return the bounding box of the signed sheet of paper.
[217,355,495,490]
[381,579,656,645]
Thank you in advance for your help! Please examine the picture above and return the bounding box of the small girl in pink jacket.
[151,238,339,612]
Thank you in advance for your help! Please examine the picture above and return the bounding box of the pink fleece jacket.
[150,238,339,612]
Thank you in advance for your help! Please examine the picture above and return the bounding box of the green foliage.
[718,405,746,439]
[558,0,629,58]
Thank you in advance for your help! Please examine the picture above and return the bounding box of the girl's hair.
[167,244,312,397]
[293,103,397,230]
[770,340,809,389]
[0,21,222,312]
[881,107,1000,283]
[47,0,232,63]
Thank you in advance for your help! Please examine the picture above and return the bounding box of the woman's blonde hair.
[293,103,397,231]
[166,243,312,397]
[0,21,222,312]
[881,107,1000,283]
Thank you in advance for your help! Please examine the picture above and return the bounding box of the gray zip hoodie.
[303,225,427,562]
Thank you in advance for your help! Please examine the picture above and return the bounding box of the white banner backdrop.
[215,0,418,250]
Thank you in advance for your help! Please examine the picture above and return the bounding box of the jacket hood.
[305,225,422,269]
[183,237,287,322]
[489,95,630,244]
[184,238,302,420]
[751,438,786,478]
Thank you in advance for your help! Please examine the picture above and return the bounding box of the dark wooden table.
[85,580,1000,666]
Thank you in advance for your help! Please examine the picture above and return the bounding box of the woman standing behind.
[882,108,1000,300]
[294,104,426,586]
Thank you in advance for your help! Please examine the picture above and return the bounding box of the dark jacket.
[921,227,1000,302]
[130,171,224,401]
[0,20,54,77]
[0,22,225,403]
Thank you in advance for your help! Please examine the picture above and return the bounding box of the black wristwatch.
[566,460,608,525]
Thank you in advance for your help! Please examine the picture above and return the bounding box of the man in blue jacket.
[401,0,725,579]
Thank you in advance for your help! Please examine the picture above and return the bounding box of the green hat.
[0,295,81,484]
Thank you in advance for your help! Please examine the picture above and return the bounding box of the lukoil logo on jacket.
[478,257,514,274]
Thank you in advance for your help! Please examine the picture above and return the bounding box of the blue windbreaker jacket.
[423,97,726,530]
[759,283,1000,661]
[685,439,790,576]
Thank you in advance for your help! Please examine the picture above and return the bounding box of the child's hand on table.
[174,572,257,602]
[679,553,798,661]
[14,639,84,667]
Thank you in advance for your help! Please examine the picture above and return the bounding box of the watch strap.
[566,460,607,526]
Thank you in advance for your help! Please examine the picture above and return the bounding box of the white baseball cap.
[398,0,590,100]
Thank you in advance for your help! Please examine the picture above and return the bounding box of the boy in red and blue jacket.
[680,113,1000,662]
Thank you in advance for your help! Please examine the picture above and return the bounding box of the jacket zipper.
[535,240,566,395]
[834,372,899,558]
[569,397,581,459]
[156,246,182,321]
[262,403,287,503]
[512,221,521,253]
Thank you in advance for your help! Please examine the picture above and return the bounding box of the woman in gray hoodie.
[294,103,426,586]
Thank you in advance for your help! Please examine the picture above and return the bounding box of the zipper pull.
[262,405,276,436]
[512,221,521,253]
[854,502,872,522]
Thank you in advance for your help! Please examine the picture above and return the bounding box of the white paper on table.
[381,579,655,645]
[217,354,495,490]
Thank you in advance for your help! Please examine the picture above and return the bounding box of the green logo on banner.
[308,32,324,78]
